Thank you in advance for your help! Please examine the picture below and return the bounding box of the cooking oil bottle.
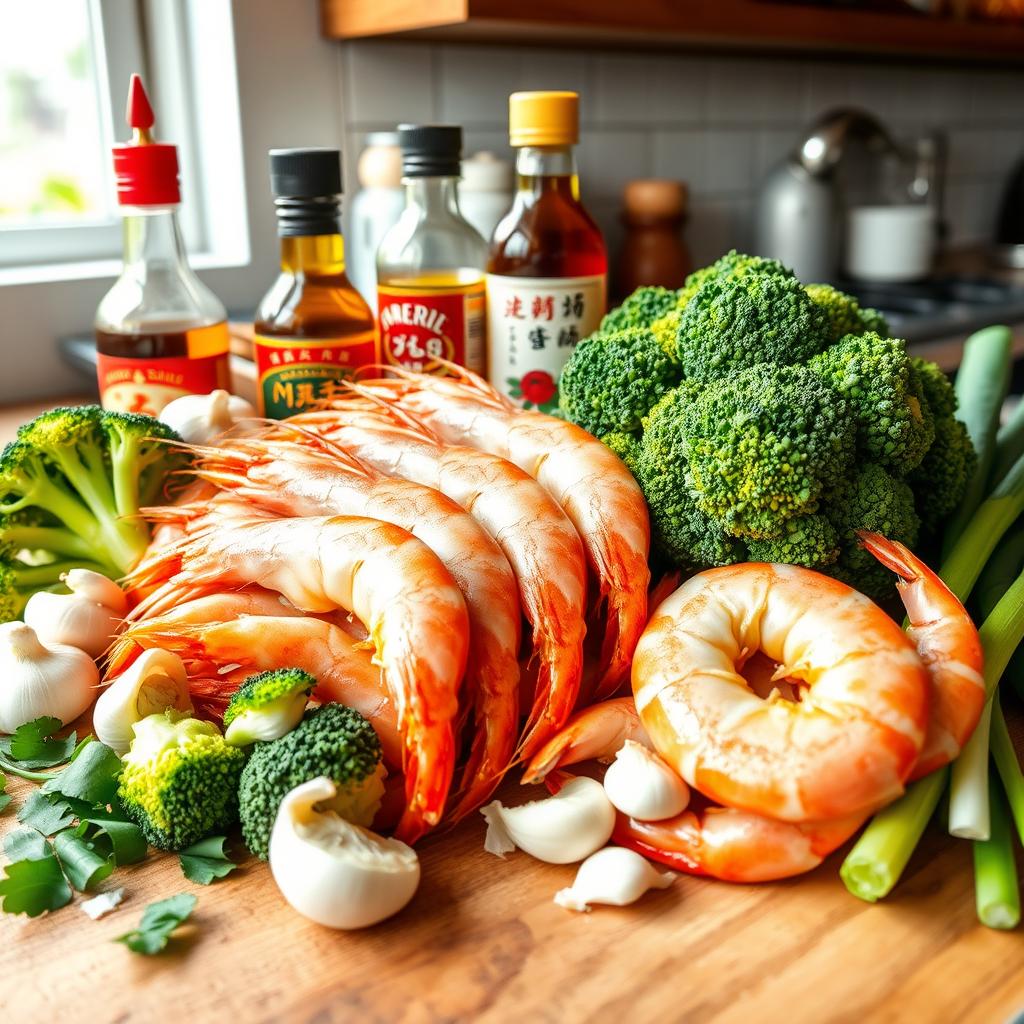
[376,125,487,375]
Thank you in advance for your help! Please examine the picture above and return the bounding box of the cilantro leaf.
[16,790,76,836]
[0,717,77,769]
[53,830,114,892]
[0,847,72,917]
[4,828,48,861]
[0,772,9,814]
[82,818,148,866]
[42,742,121,806]
[179,836,237,885]
[116,893,197,955]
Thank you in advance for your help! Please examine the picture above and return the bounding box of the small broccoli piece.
[674,270,831,381]
[559,328,681,436]
[599,286,680,335]
[102,411,187,515]
[650,311,682,356]
[807,332,934,475]
[223,668,316,746]
[858,306,890,338]
[805,283,889,342]
[911,357,957,418]
[746,513,840,568]
[238,703,385,860]
[651,366,855,540]
[676,250,795,311]
[600,431,641,473]
[827,463,920,601]
[118,710,246,852]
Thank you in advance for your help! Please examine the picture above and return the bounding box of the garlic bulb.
[24,569,128,659]
[554,847,676,912]
[93,649,192,755]
[159,390,256,444]
[481,776,616,864]
[269,776,420,929]
[603,740,690,822]
[0,623,99,733]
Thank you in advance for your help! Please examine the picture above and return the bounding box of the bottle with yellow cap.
[486,91,607,411]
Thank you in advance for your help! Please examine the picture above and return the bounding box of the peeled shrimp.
[127,514,469,841]
[525,698,862,882]
[190,435,521,818]
[633,562,930,823]
[346,365,650,698]
[287,401,588,758]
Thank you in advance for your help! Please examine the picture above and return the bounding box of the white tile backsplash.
[341,40,1024,254]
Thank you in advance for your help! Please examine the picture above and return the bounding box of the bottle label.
[253,332,379,419]
[485,273,605,410]
[377,281,486,375]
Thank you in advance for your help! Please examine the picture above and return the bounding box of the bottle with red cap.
[94,74,230,415]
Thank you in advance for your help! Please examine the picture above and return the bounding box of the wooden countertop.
[1,399,1023,1024]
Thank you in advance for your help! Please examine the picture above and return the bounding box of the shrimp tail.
[592,583,648,700]
[856,530,930,585]
[515,636,584,763]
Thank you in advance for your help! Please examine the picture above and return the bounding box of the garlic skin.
[62,569,128,613]
[0,623,99,733]
[554,847,676,913]
[481,776,616,864]
[24,569,127,659]
[269,776,420,930]
[603,740,690,822]
[159,390,256,445]
[93,649,192,755]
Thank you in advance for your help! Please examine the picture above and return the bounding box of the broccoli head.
[807,332,934,475]
[598,286,679,335]
[559,327,681,436]
[118,710,246,851]
[827,463,920,601]
[223,668,316,746]
[805,283,890,342]
[674,269,831,381]
[676,250,795,311]
[238,702,385,860]
[746,512,840,568]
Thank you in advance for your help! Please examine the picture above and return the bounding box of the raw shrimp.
[346,365,650,698]
[633,562,930,823]
[287,401,588,758]
[525,698,863,883]
[858,532,985,779]
[107,614,402,768]
[126,513,469,841]
[191,435,521,819]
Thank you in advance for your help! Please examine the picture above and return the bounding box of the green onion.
[990,396,1024,490]
[972,774,1020,930]
[991,700,1024,844]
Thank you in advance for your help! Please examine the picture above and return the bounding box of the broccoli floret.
[827,463,920,600]
[650,311,682,356]
[648,366,855,540]
[118,710,246,852]
[223,668,316,746]
[238,703,385,860]
[559,328,681,436]
[676,250,795,311]
[102,411,186,515]
[807,332,934,475]
[912,357,957,418]
[858,306,891,338]
[600,431,642,473]
[805,284,890,342]
[674,269,831,381]
[598,286,680,335]
[746,513,840,568]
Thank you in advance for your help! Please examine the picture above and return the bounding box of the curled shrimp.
[346,364,650,698]
[524,699,863,882]
[287,400,588,758]
[188,435,521,819]
[633,562,930,823]
[126,513,469,841]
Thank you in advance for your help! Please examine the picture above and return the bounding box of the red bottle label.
[377,281,485,375]
[96,352,231,417]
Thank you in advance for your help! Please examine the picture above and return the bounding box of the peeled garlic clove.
[93,649,192,755]
[269,776,420,929]
[555,846,676,913]
[24,592,124,660]
[159,390,256,445]
[481,776,615,864]
[64,569,128,614]
[603,740,690,822]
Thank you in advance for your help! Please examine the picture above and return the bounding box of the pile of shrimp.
[523,534,985,883]
[110,364,651,843]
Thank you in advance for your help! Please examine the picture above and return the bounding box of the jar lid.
[269,148,342,198]
[397,124,462,178]
[461,151,513,192]
[508,91,578,148]
[111,74,181,206]
[623,179,687,218]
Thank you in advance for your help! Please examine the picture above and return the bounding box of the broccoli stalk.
[223,668,316,746]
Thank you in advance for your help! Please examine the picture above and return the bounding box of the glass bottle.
[376,124,487,375]
[486,91,607,410]
[95,74,230,415]
[253,148,377,419]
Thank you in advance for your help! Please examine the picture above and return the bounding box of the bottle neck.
[121,206,191,272]
[403,176,464,219]
[515,146,579,200]
[279,233,346,275]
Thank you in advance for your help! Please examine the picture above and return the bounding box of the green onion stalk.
[972,774,1021,930]
[991,700,1024,845]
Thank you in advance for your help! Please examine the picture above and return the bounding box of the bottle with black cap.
[376,124,487,375]
[253,147,376,419]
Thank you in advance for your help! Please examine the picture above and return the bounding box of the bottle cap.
[397,124,462,178]
[508,91,579,148]
[111,74,181,206]
[461,151,513,193]
[623,179,687,219]
[269,148,343,197]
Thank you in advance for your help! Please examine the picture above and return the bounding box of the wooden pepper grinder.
[614,179,692,301]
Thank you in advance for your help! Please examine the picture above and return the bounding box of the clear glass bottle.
[95,74,229,415]
[253,148,377,419]
[486,91,607,411]
[376,124,487,375]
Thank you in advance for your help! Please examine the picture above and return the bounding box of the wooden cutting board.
[1,399,1023,1024]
